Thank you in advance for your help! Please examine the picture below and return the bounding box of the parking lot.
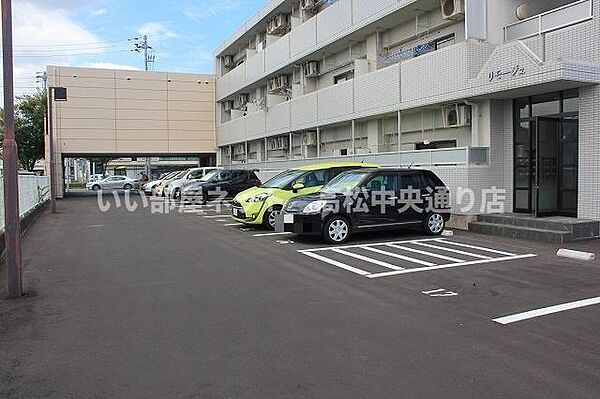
[2,194,600,398]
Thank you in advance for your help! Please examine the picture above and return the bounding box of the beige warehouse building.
[46,66,216,196]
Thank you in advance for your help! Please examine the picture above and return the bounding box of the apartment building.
[214,0,600,221]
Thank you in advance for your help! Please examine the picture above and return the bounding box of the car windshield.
[200,170,218,182]
[261,170,306,189]
[173,170,187,180]
[162,172,178,180]
[320,172,369,194]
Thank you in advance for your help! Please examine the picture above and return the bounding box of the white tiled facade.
[215,0,600,220]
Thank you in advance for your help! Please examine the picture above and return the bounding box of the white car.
[86,176,138,191]
[142,171,180,195]
[164,167,221,199]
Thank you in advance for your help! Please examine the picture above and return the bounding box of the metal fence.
[0,175,50,231]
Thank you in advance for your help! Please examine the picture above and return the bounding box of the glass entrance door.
[535,118,560,217]
[513,90,579,217]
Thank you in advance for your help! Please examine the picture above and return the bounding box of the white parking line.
[253,232,293,237]
[365,254,537,279]
[302,251,371,276]
[411,241,492,260]
[203,215,231,219]
[434,239,516,256]
[298,238,537,279]
[224,223,244,226]
[493,296,600,325]
[386,244,463,263]
[331,248,405,271]
[362,246,435,266]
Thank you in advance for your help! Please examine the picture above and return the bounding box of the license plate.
[284,214,294,224]
[233,208,240,217]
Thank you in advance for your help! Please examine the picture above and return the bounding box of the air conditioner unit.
[268,136,289,151]
[303,131,317,146]
[268,75,290,94]
[223,100,234,112]
[267,14,290,35]
[234,93,250,110]
[442,104,471,128]
[223,55,234,67]
[303,61,319,78]
[441,0,465,21]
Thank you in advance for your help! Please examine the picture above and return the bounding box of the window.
[434,34,455,50]
[415,140,457,150]
[364,173,397,192]
[297,170,334,188]
[400,173,426,190]
[189,170,204,179]
[334,70,354,85]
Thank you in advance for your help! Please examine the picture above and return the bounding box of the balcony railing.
[504,0,593,41]
[223,147,489,170]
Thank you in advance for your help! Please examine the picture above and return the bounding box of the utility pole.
[2,0,23,298]
[130,35,155,177]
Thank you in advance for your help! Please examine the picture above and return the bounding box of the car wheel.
[424,212,445,236]
[263,206,282,230]
[92,184,101,191]
[173,188,181,200]
[199,191,208,205]
[124,183,132,190]
[323,216,351,244]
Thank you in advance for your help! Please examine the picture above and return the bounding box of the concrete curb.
[0,201,49,259]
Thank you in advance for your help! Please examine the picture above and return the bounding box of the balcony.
[221,147,489,170]
[504,0,593,41]
[216,0,420,101]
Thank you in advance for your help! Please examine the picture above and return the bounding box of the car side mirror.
[292,182,305,193]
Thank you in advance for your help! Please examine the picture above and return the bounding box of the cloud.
[5,1,107,96]
[90,8,107,17]
[137,22,178,41]
[85,62,140,71]
[183,0,242,20]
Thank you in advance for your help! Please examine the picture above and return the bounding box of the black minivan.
[281,168,451,244]
[181,169,261,204]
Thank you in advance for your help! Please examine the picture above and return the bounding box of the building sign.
[488,64,526,83]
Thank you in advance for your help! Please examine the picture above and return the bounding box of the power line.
[13,39,131,49]
[8,49,134,58]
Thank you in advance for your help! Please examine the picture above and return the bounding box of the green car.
[231,162,378,229]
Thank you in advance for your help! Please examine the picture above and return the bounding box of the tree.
[0,89,47,171]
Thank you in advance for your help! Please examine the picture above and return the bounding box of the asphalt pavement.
[1,193,599,398]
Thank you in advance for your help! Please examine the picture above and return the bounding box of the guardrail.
[0,175,50,231]
[225,147,489,171]
[504,0,593,41]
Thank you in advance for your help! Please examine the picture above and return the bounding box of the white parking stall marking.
[386,244,463,263]
[253,232,294,237]
[301,251,371,276]
[362,246,435,266]
[330,248,405,271]
[493,296,600,325]
[298,238,537,279]
[365,254,537,279]
[203,215,232,219]
[224,223,244,227]
[410,241,492,260]
[432,239,517,257]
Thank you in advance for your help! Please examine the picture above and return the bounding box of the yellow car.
[231,162,378,229]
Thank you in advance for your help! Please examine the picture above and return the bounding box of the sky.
[3,0,264,97]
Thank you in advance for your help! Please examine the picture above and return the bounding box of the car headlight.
[246,193,271,203]
[302,200,328,214]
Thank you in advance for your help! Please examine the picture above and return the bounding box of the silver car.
[86,176,137,191]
